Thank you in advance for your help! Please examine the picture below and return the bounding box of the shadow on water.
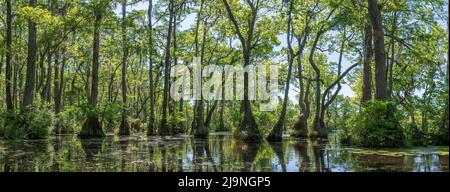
[0,133,448,172]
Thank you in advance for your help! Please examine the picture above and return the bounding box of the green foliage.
[79,102,122,129]
[0,104,55,140]
[403,123,426,147]
[27,105,55,139]
[59,106,84,133]
[0,110,26,139]
[348,101,404,148]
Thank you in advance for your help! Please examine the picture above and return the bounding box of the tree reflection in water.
[0,134,448,172]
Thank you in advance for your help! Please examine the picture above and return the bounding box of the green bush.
[59,106,84,133]
[79,102,122,129]
[404,123,426,147]
[0,110,27,139]
[349,100,404,148]
[27,105,55,139]
[0,104,55,139]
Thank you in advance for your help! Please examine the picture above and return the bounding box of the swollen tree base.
[80,117,104,138]
[236,117,262,142]
[119,117,130,135]
[291,116,308,138]
[267,121,283,142]
[310,117,327,139]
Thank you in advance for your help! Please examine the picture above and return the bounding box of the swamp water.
[0,133,448,172]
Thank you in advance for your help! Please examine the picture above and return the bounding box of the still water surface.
[0,133,448,172]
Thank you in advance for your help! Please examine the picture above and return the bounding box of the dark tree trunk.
[5,0,14,111]
[362,24,373,103]
[309,30,325,138]
[204,100,218,128]
[360,1,373,103]
[292,32,308,137]
[53,51,60,133]
[55,48,66,133]
[119,1,131,136]
[80,5,105,138]
[268,1,294,142]
[194,16,209,138]
[147,0,155,136]
[160,0,174,136]
[319,32,357,131]
[43,48,52,102]
[388,12,397,99]
[54,52,60,112]
[222,0,261,141]
[22,0,38,110]
[368,0,388,101]
[192,0,206,137]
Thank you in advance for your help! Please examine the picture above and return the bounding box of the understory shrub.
[349,100,404,148]
[59,106,84,133]
[0,104,55,139]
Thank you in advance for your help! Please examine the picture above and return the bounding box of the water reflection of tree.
[191,138,217,172]
[311,140,327,172]
[232,140,261,171]
[293,141,310,172]
[0,140,52,171]
[269,142,287,172]
[80,137,106,171]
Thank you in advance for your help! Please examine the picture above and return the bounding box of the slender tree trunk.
[309,30,325,138]
[192,0,205,137]
[43,48,52,102]
[147,0,155,136]
[160,0,174,135]
[5,0,14,111]
[194,17,209,138]
[388,12,397,99]
[54,51,60,111]
[56,48,66,133]
[204,100,218,128]
[22,0,38,110]
[292,32,308,137]
[268,1,294,141]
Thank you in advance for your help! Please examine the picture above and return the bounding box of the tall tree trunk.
[368,0,388,101]
[22,0,38,110]
[55,48,66,133]
[309,30,325,138]
[160,0,174,136]
[388,12,397,99]
[361,23,373,103]
[358,0,373,103]
[222,0,261,141]
[204,100,218,128]
[147,0,155,136]
[43,47,52,102]
[268,0,294,141]
[80,4,105,138]
[192,0,205,137]
[119,1,131,135]
[194,17,209,138]
[319,32,355,130]
[292,32,308,137]
[5,0,14,111]
[53,51,60,133]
